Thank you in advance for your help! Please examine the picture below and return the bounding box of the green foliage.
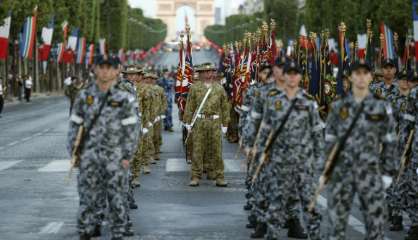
[0,0,167,50]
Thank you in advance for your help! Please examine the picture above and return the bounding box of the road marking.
[166,158,245,172]
[38,160,71,172]
[21,136,33,142]
[39,221,64,234]
[318,195,392,240]
[7,141,19,146]
[0,160,22,171]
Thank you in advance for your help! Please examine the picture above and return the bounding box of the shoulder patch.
[339,106,349,120]
[109,100,123,108]
[268,89,280,97]
[86,95,94,105]
[254,90,260,97]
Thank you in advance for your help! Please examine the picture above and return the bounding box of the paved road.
[0,50,409,239]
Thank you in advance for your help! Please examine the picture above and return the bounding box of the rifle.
[308,102,365,212]
[66,126,84,182]
[184,87,213,144]
[251,98,297,184]
[396,129,415,183]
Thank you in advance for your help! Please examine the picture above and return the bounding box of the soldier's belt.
[196,114,220,120]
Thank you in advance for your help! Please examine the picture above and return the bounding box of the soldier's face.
[126,74,136,82]
[285,71,301,88]
[201,71,213,82]
[382,66,396,80]
[95,65,119,83]
[273,66,284,82]
[258,69,270,82]
[350,69,372,90]
[398,79,409,91]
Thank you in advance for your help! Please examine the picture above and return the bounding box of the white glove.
[142,128,149,134]
[147,122,153,128]
[221,126,228,134]
[185,124,192,131]
[154,116,160,123]
[64,77,72,86]
[160,115,166,119]
[382,175,393,189]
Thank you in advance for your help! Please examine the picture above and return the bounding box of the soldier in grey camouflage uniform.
[400,75,418,240]
[67,57,140,240]
[325,62,397,240]
[260,62,323,240]
[386,71,412,231]
[369,59,399,103]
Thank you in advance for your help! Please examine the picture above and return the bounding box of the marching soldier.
[67,56,140,240]
[386,71,413,231]
[64,76,84,115]
[369,59,399,103]
[158,69,175,132]
[399,74,418,240]
[325,61,397,240]
[184,62,230,187]
[258,61,323,240]
[150,73,167,161]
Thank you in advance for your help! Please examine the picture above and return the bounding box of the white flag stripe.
[0,160,22,171]
[38,160,71,172]
[357,34,367,49]
[0,16,11,39]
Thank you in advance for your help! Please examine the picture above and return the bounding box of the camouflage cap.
[143,72,158,79]
[122,65,142,74]
[195,62,217,72]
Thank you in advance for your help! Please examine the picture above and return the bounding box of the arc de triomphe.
[156,0,214,42]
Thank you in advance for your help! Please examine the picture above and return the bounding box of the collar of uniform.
[345,92,375,105]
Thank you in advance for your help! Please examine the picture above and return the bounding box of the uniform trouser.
[144,128,155,165]
[124,169,134,232]
[327,174,385,240]
[226,108,239,142]
[403,162,418,225]
[153,122,162,158]
[0,95,4,114]
[191,118,224,180]
[77,156,127,238]
[164,104,173,129]
[265,165,321,240]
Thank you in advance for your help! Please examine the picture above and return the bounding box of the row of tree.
[204,0,412,47]
[0,0,167,97]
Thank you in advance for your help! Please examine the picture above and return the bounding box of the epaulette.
[267,88,280,97]
[373,93,385,100]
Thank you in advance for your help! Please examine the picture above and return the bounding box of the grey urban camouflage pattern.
[67,81,140,238]
[325,93,397,240]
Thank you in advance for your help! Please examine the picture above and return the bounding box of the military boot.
[143,166,151,174]
[79,234,91,240]
[206,172,216,180]
[123,227,135,237]
[132,178,141,188]
[405,225,418,240]
[189,177,199,187]
[243,201,252,211]
[389,215,403,231]
[130,201,138,210]
[250,222,267,238]
[246,214,257,229]
[287,218,308,239]
[215,178,228,187]
[91,225,101,237]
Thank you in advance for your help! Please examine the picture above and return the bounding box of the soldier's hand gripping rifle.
[251,98,298,185]
[396,129,415,183]
[184,87,213,144]
[308,102,365,212]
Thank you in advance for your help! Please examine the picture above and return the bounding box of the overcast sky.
[128,0,245,18]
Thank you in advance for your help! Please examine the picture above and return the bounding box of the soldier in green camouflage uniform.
[184,63,230,187]
[150,73,167,161]
[67,57,140,240]
[325,62,397,240]
[64,76,84,115]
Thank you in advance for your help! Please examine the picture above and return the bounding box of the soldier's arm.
[324,102,339,156]
[379,102,398,175]
[121,95,141,161]
[161,90,168,115]
[311,102,326,173]
[66,91,85,155]
[243,91,263,148]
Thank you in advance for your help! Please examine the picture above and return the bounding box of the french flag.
[76,37,86,64]
[357,34,367,60]
[20,13,37,60]
[56,43,64,63]
[99,38,106,56]
[380,23,394,60]
[413,0,418,61]
[38,19,54,61]
[67,28,79,51]
[0,14,11,60]
[86,43,94,66]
